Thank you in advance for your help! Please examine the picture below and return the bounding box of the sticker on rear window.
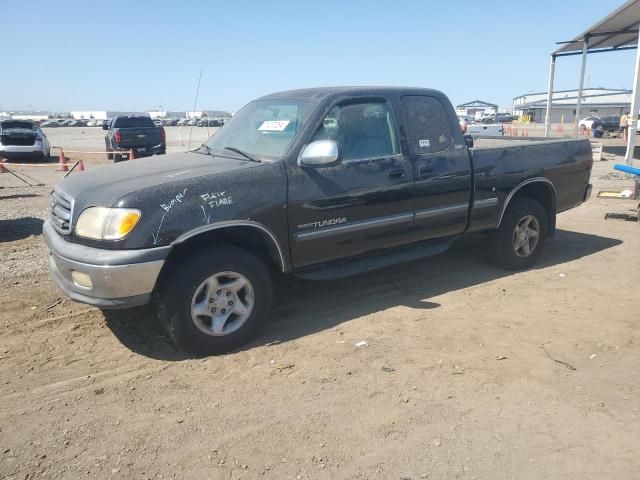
[418,139,430,148]
[258,120,290,131]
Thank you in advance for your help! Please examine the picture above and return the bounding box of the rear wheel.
[490,198,548,270]
[114,153,123,162]
[158,245,273,356]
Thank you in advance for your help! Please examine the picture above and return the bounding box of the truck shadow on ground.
[0,217,44,242]
[103,229,622,360]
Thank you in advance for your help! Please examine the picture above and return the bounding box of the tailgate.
[115,127,162,148]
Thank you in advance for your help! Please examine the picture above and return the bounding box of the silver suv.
[0,120,51,160]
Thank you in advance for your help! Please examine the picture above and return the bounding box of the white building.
[513,88,631,123]
[70,111,148,120]
[0,111,52,121]
[456,100,498,119]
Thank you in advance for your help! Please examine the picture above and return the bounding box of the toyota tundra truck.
[44,87,593,355]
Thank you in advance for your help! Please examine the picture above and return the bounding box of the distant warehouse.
[455,100,498,119]
[70,111,149,120]
[513,88,631,123]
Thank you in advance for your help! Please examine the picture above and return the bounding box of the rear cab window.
[113,117,155,128]
[401,96,454,154]
[311,101,399,160]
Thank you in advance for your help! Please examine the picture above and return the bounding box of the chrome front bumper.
[43,219,170,309]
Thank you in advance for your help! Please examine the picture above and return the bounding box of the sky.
[1,0,636,113]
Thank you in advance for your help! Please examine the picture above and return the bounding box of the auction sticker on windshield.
[258,120,290,131]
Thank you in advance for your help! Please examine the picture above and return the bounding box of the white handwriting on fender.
[201,191,233,208]
[161,188,188,212]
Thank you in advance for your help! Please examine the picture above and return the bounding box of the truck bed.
[467,136,593,233]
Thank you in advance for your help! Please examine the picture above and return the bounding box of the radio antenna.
[187,67,203,151]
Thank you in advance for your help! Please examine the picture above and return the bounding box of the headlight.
[75,207,141,240]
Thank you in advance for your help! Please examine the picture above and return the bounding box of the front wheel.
[489,198,548,270]
[158,245,273,356]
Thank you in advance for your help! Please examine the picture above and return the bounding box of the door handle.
[387,168,405,179]
[419,165,434,176]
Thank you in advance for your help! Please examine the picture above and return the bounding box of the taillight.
[114,130,121,143]
[161,127,166,143]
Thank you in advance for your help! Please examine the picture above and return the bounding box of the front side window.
[311,102,398,160]
[401,96,453,154]
[204,99,317,161]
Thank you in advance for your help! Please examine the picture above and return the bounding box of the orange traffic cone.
[77,159,85,171]
[129,148,135,160]
[57,149,68,172]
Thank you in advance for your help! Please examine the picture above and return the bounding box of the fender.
[497,177,557,228]
[171,220,288,272]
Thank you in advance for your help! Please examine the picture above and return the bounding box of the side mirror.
[298,140,340,167]
[464,135,474,148]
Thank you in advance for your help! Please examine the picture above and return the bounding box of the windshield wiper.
[224,146,262,163]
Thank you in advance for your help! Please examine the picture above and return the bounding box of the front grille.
[49,189,74,234]
[1,134,36,146]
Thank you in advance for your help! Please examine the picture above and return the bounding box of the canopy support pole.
[574,36,589,135]
[544,55,556,137]
[625,27,640,166]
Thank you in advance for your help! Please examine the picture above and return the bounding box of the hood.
[56,151,260,206]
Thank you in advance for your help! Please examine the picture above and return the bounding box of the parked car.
[104,115,166,162]
[86,120,99,127]
[591,116,619,133]
[0,119,51,159]
[59,119,73,127]
[153,119,164,127]
[40,120,60,128]
[177,118,190,126]
[68,120,86,127]
[44,86,593,355]
[579,116,599,131]
[494,113,514,123]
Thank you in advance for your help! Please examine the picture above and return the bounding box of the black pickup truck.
[44,87,592,355]
[104,115,166,161]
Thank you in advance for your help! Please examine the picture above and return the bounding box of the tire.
[489,198,548,270]
[114,153,123,163]
[107,150,113,160]
[158,244,273,356]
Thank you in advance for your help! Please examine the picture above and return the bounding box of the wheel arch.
[155,221,288,292]
[497,177,557,235]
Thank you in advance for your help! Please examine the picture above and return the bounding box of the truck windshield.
[203,99,317,161]
[113,117,155,128]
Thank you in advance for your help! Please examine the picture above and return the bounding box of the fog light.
[71,271,93,289]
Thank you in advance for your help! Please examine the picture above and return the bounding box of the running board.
[294,239,453,281]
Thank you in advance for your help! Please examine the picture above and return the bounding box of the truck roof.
[258,86,447,101]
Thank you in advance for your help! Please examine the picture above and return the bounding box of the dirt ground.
[1,138,639,479]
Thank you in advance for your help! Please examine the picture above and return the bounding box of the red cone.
[57,149,68,171]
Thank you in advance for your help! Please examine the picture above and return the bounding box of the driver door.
[287,99,414,268]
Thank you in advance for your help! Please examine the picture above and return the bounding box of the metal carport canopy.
[543,0,640,166]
